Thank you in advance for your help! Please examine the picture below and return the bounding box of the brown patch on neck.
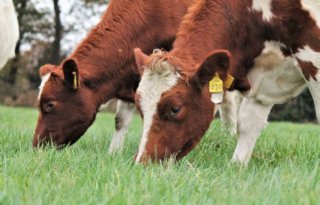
[297,59,318,81]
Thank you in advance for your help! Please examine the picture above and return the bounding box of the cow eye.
[43,101,56,113]
[170,106,181,115]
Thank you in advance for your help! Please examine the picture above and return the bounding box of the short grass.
[0,105,319,205]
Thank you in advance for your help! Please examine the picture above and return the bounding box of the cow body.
[0,0,19,69]
[134,0,320,164]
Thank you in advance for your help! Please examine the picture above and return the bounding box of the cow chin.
[33,120,94,148]
[138,120,212,164]
[137,136,201,164]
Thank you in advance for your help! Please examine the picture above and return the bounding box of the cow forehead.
[38,73,51,100]
[137,68,180,111]
[135,63,180,163]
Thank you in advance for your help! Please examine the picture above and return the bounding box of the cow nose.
[134,153,150,165]
[32,138,39,148]
[32,133,46,148]
[33,129,51,148]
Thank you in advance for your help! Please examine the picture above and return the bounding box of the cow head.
[133,48,231,163]
[33,59,98,148]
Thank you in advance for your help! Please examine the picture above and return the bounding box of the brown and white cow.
[33,0,194,147]
[134,0,320,164]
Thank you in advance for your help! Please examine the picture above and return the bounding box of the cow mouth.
[176,139,197,160]
[33,121,91,148]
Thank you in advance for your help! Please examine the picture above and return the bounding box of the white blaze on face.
[38,73,51,100]
[135,61,180,163]
[252,0,274,22]
[301,0,320,28]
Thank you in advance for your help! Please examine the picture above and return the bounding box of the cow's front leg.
[219,90,242,134]
[231,97,273,165]
[306,78,320,123]
[109,100,136,153]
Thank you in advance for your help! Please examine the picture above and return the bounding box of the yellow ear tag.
[224,74,234,89]
[72,71,78,89]
[209,73,223,93]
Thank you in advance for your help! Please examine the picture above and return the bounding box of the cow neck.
[171,0,268,80]
[67,0,153,108]
[68,0,192,108]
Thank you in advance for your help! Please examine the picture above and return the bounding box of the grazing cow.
[133,0,320,164]
[0,0,19,69]
[33,0,195,147]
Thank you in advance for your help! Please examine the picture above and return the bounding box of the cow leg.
[231,97,273,165]
[219,91,242,134]
[306,78,320,123]
[213,104,220,117]
[108,100,136,153]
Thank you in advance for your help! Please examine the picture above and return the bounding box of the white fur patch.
[306,78,320,122]
[38,73,51,99]
[218,90,242,134]
[109,100,135,153]
[232,97,273,165]
[296,45,320,70]
[301,0,320,28]
[135,62,179,163]
[261,41,286,56]
[249,40,306,105]
[252,0,274,22]
[0,0,19,69]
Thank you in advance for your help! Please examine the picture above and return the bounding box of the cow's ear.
[134,48,149,75]
[39,64,56,77]
[193,50,231,86]
[62,59,80,90]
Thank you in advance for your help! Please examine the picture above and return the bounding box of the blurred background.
[0,0,316,122]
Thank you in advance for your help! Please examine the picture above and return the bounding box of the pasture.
[0,105,319,205]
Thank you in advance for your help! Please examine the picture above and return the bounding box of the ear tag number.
[209,73,223,93]
[209,73,223,104]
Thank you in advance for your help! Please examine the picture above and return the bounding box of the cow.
[34,0,242,151]
[33,0,194,148]
[133,0,320,165]
[0,0,19,69]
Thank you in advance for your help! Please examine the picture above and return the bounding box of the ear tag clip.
[209,73,223,104]
[72,71,78,89]
[224,74,234,89]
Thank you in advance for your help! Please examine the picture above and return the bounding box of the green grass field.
[0,105,319,205]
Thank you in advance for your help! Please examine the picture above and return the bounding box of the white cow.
[0,0,19,69]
